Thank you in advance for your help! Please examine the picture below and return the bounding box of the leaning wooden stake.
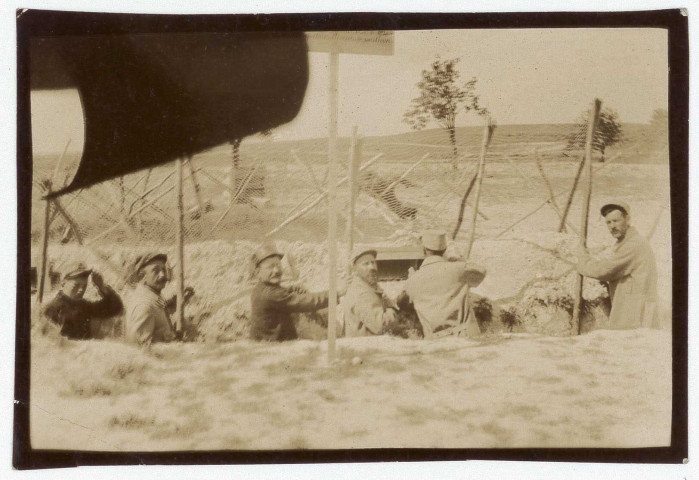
[175,158,186,335]
[346,127,360,266]
[558,155,586,233]
[186,157,205,217]
[464,115,495,256]
[451,173,478,240]
[573,99,602,335]
[36,181,52,304]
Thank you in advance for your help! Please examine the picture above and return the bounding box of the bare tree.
[403,57,487,169]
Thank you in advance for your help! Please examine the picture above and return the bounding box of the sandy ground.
[30,329,671,450]
[28,161,674,451]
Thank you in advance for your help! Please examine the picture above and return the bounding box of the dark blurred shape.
[30,32,309,197]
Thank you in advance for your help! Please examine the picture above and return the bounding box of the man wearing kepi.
[42,262,123,340]
[576,201,658,329]
[250,242,333,342]
[341,247,398,337]
[397,230,486,339]
[125,253,194,345]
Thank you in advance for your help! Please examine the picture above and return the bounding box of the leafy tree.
[403,57,487,169]
[567,107,624,162]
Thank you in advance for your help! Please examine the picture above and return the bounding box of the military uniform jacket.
[250,282,328,341]
[42,288,123,340]
[125,284,176,345]
[577,226,658,329]
[341,276,396,337]
[405,256,480,338]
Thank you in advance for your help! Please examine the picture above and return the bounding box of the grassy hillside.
[33,122,667,176]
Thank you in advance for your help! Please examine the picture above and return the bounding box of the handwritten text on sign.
[306,31,394,56]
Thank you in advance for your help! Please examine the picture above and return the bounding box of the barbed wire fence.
[31,121,666,305]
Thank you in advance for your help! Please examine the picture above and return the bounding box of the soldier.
[42,262,123,340]
[124,253,194,345]
[576,201,658,329]
[340,247,397,337]
[249,242,344,342]
[396,230,486,339]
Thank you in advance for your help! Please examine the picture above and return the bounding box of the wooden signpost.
[307,31,395,362]
[573,99,602,335]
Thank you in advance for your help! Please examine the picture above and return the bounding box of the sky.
[30,28,668,153]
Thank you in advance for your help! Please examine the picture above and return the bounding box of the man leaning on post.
[124,253,194,346]
[249,242,345,342]
[576,201,658,330]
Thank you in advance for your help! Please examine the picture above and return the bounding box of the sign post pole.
[573,99,602,335]
[327,50,340,362]
[306,31,395,363]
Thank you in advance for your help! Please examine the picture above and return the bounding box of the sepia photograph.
[13,8,688,470]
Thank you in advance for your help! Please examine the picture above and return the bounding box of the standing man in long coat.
[576,201,658,329]
[396,231,486,339]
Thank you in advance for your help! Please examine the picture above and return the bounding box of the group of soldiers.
[41,199,659,345]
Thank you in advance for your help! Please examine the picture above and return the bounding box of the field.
[28,123,673,450]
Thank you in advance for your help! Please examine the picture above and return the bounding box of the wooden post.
[327,50,339,362]
[465,115,494,258]
[51,198,83,245]
[573,99,602,335]
[346,127,360,267]
[230,142,238,208]
[558,155,585,233]
[36,181,52,304]
[186,157,205,217]
[175,158,186,334]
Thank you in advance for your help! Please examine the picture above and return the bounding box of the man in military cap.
[124,253,194,345]
[340,247,397,337]
[576,201,658,329]
[250,242,342,342]
[396,230,486,339]
[42,262,123,340]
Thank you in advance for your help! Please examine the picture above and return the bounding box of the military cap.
[350,246,378,266]
[252,242,283,267]
[600,200,631,217]
[421,230,448,251]
[134,253,168,273]
[62,261,92,280]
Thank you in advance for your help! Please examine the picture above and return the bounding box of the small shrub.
[473,297,493,330]
[500,307,521,332]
